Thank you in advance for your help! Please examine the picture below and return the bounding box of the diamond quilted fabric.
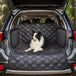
[7,42,69,71]
[7,23,69,70]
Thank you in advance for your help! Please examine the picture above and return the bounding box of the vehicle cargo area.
[7,10,69,71]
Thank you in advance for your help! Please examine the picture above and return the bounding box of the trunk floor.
[7,42,69,71]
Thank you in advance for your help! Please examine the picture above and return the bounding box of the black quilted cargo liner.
[7,23,69,70]
[7,42,69,71]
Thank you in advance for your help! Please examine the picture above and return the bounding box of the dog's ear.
[32,30,35,36]
[38,31,42,36]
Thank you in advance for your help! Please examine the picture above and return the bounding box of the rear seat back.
[10,18,61,48]
[15,23,58,44]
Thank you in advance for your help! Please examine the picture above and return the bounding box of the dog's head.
[32,30,42,41]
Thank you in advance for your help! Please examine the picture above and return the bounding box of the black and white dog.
[25,31,44,52]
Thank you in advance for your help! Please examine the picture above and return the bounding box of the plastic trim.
[74,67,76,71]
[0,49,8,61]
[6,69,71,75]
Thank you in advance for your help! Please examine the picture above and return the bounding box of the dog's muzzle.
[33,39,36,42]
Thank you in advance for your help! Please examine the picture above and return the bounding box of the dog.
[25,31,44,52]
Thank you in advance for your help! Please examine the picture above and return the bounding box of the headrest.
[45,18,54,23]
[32,19,40,23]
[25,20,31,23]
[20,20,31,24]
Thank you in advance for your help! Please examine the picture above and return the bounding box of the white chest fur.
[30,36,44,49]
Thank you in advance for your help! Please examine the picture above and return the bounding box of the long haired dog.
[25,31,44,52]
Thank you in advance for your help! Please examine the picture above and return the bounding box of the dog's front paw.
[33,48,43,52]
[24,48,32,52]
[24,49,30,52]
[33,50,38,52]
[25,50,29,52]
[39,48,43,51]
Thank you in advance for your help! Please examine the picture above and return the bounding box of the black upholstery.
[8,23,68,71]
[10,29,20,48]
[56,29,66,47]
[10,22,66,49]
[8,42,68,70]
[15,23,59,44]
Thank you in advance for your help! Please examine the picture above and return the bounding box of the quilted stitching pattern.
[8,23,68,70]
[8,43,68,70]
[16,23,59,43]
